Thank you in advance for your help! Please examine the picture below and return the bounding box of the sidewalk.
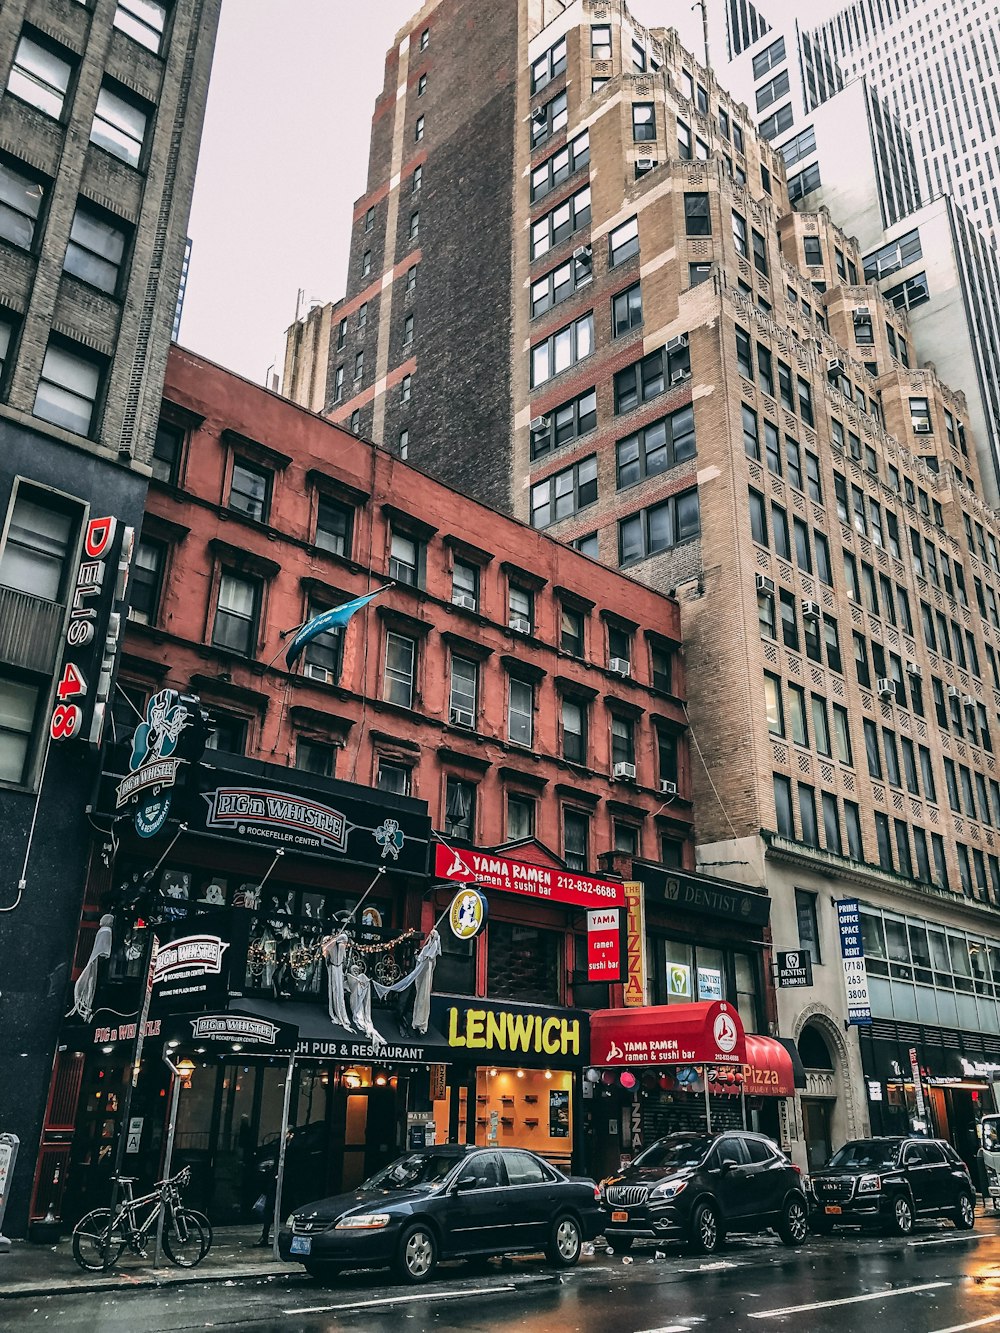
[0,1225,300,1299]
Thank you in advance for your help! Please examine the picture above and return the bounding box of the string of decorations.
[247,927,420,979]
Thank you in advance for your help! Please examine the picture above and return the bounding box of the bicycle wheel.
[163,1210,207,1267]
[185,1209,213,1259]
[72,1208,125,1271]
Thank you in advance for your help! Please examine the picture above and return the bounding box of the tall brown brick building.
[285,0,1000,1171]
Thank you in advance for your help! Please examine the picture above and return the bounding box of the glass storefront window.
[664,940,694,1002]
[884,918,911,972]
[734,952,758,1034]
[928,929,951,981]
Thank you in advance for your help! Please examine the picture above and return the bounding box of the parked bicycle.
[72,1166,211,1271]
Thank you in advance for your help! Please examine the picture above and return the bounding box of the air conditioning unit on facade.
[453,591,477,610]
[305,663,334,683]
[914,419,933,433]
[609,657,631,676]
[510,617,532,634]
[666,334,690,352]
[529,415,549,434]
[613,761,637,781]
[573,244,593,264]
[636,157,656,174]
[450,708,475,728]
[905,660,923,677]
[659,779,677,796]
[801,600,821,621]
[948,684,962,699]
[876,677,896,700]
[532,106,547,125]
[827,357,845,379]
[671,368,691,384]
[756,573,776,596]
[963,694,976,710]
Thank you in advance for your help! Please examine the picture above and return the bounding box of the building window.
[398,429,408,459]
[684,193,711,236]
[0,159,45,251]
[509,583,533,632]
[507,793,535,841]
[614,339,689,413]
[573,532,598,558]
[152,419,183,484]
[802,236,823,267]
[383,632,416,708]
[611,714,634,768]
[64,203,127,294]
[632,103,655,141]
[608,623,631,669]
[8,33,72,120]
[114,0,166,51]
[414,115,424,142]
[419,27,429,50]
[399,373,412,404]
[34,342,102,437]
[401,313,414,348]
[756,68,789,111]
[417,72,427,97]
[212,571,260,656]
[0,487,77,602]
[560,604,585,657]
[562,697,587,763]
[591,24,611,59]
[332,366,345,403]
[349,410,360,433]
[315,495,352,557]
[530,253,593,318]
[229,459,271,523]
[530,131,590,203]
[91,84,149,167]
[609,216,639,267]
[618,489,700,565]
[794,888,821,962]
[508,677,534,747]
[449,656,478,725]
[787,162,820,201]
[357,301,368,329]
[353,350,364,382]
[531,35,566,93]
[389,530,421,586]
[452,558,479,610]
[204,712,248,756]
[760,103,794,142]
[616,404,695,487]
[530,185,591,260]
[530,312,594,388]
[296,738,334,777]
[752,229,768,277]
[444,777,475,840]
[651,643,672,693]
[563,809,589,870]
[678,120,692,159]
[532,89,568,146]
[689,261,711,286]
[530,458,597,530]
[412,164,422,192]
[530,387,596,459]
[376,758,411,795]
[363,206,375,233]
[361,250,372,277]
[408,210,420,240]
[773,773,793,836]
[764,673,783,735]
[732,210,748,259]
[405,265,418,296]
[128,537,166,625]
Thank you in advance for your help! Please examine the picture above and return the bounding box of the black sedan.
[278,1145,606,1283]
[808,1137,976,1235]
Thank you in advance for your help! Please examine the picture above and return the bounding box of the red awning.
[742,1034,797,1098]
[590,1001,747,1067]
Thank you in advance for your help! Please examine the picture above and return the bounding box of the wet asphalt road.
[3,1218,1000,1332]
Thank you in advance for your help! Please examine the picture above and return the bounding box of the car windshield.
[827,1141,901,1171]
[631,1135,713,1170]
[360,1153,459,1191]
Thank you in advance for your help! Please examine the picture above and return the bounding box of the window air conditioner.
[876,677,896,700]
[613,761,637,781]
[948,684,961,698]
[826,357,845,379]
[453,591,477,610]
[573,244,593,264]
[666,334,690,352]
[913,419,933,433]
[450,708,475,728]
[609,657,631,676]
[756,573,775,596]
[905,660,923,678]
[530,415,549,434]
[801,600,821,621]
[659,779,677,796]
[635,157,655,174]
[305,663,334,683]
[963,695,976,710]
[671,368,691,384]
[853,306,872,322]
[532,107,547,125]
[510,617,532,634]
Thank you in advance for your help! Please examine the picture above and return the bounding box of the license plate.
[290,1235,312,1255]
[990,1186,1000,1197]
[824,1205,842,1215]
[612,1211,629,1222]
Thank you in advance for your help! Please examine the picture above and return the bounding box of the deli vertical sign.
[837,898,872,1025]
[49,515,135,748]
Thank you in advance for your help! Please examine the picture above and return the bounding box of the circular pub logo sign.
[713,1009,739,1054]
[448,888,488,940]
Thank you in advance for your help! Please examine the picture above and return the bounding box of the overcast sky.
[180,1,827,385]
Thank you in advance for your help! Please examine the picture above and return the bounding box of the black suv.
[808,1137,976,1236]
[599,1131,808,1255]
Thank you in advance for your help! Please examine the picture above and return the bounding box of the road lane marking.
[909,1235,984,1246]
[926,1317,1000,1333]
[634,1326,692,1332]
[747,1280,950,1319]
[284,1283,516,1315]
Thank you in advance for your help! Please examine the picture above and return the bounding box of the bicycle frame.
[101,1170,189,1266]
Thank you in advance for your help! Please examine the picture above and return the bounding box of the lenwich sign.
[431,996,590,1068]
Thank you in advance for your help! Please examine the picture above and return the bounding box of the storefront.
[586,1001,804,1178]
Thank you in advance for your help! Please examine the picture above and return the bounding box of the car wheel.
[607,1235,634,1254]
[885,1194,914,1236]
[689,1200,721,1254]
[546,1214,582,1267]
[809,1214,835,1236]
[954,1191,976,1231]
[303,1261,340,1283]
[394,1223,438,1284]
[777,1196,809,1247]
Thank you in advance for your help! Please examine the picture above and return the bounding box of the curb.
[0,1260,301,1300]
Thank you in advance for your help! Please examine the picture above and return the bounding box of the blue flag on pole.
[285,588,387,668]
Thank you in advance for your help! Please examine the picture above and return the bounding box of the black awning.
[236,996,452,1064]
[776,1035,808,1089]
